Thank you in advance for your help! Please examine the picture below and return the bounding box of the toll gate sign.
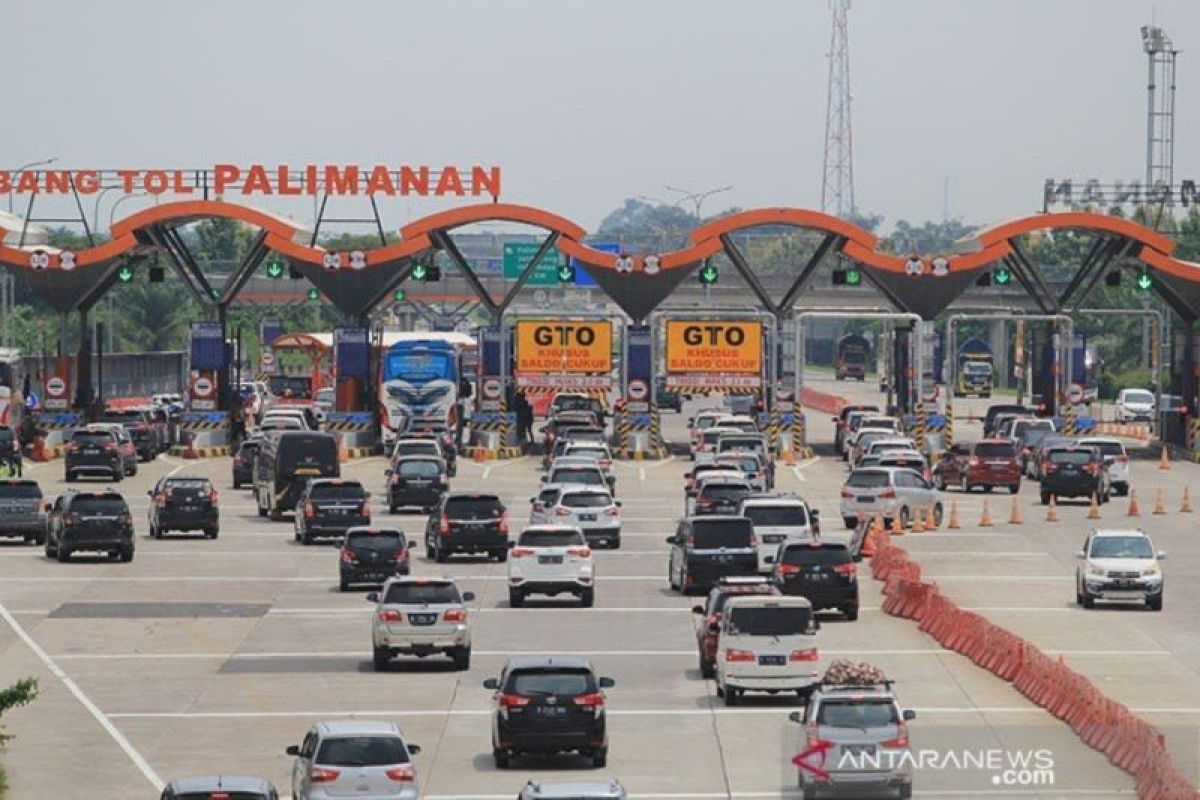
[665,320,762,388]
[515,320,612,387]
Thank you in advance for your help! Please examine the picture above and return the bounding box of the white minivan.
[715,595,820,706]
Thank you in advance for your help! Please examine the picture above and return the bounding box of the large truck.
[954,338,994,398]
[378,332,475,449]
[1033,333,1099,413]
[834,334,870,381]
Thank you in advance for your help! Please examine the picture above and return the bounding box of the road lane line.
[0,602,163,791]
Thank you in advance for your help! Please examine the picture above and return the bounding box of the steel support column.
[219,230,271,306]
[1067,239,1129,312]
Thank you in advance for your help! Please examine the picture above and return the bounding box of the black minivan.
[254,431,339,520]
[772,541,860,620]
[666,516,759,593]
[425,492,509,563]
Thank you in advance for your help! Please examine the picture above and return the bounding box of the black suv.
[231,437,261,489]
[1039,444,1111,505]
[294,479,372,545]
[64,428,123,482]
[97,409,159,461]
[484,656,615,769]
[666,516,758,593]
[45,490,135,562]
[425,492,509,563]
[771,541,860,620]
[386,455,448,513]
[339,527,414,590]
[692,477,754,516]
[148,476,219,539]
[0,479,47,544]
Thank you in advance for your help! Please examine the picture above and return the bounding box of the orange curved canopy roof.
[399,202,586,242]
[109,199,302,240]
[974,211,1177,255]
[690,207,879,250]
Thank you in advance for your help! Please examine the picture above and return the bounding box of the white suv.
[1078,437,1131,496]
[288,720,420,800]
[368,577,475,671]
[737,495,816,571]
[529,487,622,549]
[508,525,596,607]
[715,595,820,705]
[1115,388,1155,422]
[1076,529,1165,611]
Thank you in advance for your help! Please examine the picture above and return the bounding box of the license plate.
[808,572,828,580]
[578,513,597,522]
[758,654,786,666]
[534,705,567,717]
[84,447,99,454]
[857,495,874,503]
[538,555,564,565]
[763,535,785,544]
[179,505,197,512]
[407,613,437,625]
[716,555,732,564]
[1113,580,1138,589]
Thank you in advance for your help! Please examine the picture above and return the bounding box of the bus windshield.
[384,349,455,383]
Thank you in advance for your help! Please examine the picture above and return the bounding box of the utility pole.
[821,0,855,216]
[1141,23,1179,228]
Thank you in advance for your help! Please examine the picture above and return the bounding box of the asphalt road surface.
[1,378,1197,798]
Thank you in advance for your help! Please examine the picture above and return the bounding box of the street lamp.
[92,186,123,233]
[664,184,733,222]
[109,192,148,228]
[7,157,58,213]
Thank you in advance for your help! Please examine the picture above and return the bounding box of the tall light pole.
[664,184,733,223]
[7,157,58,213]
[109,192,148,228]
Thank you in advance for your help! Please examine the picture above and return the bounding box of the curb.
[168,445,231,458]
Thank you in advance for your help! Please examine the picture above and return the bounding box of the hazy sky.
[6,0,1198,234]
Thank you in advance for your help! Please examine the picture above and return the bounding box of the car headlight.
[1142,564,1160,577]
[1087,565,1106,577]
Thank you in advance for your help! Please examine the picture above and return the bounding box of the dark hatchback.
[339,527,414,591]
[64,428,123,482]
[772,541,859,620]
[692,478,754,516]
[386,455,448,513]
[485,656,615,769]
[231,438,261,489]
[1040,445,1111,504]
[45,490,135,562]
[148,477,219,539]
[425,492,509,563]
[691,577,781,678]
[294,479,371,544]
[667,516,759,593]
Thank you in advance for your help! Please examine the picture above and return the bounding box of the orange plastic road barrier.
[1008,495,1023,525]
[1127,489,1141,517]
[1159,445,1171,470]
[978,499,993,527]
[1153,487,1167,515]
[473,447,487,463]
[1086,494,1101,519]
[1182,486,1194,514]
[1045,495,1058,522]
[183,432,199,460]
[946,501,961,529]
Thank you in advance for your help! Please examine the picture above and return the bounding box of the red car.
[933,439,1021,494]
[690,577,780,679]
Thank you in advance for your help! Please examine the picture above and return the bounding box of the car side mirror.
[482,678,499,690]
[806,620,820,635]
[286,745,300,756]
[146,490,153,497]
[540,476,547,483]
[507,540,514,549]
[1075,550,1086,559]
[529,497,537,504]
[903,709,917,721]
[598,677,615,689]
[1157,551,1167,560]
[707,622,720,634]
[811,509,820,518]
[764,556,775,565]
[43,501,51,512]
[407,744,421,755]
[384,469,392,476]
[616,501,623,507]
[788,711,804,724]
[462,591,476,602]
[366,592,379,602]
[408,540,417,550]
[665,536,677,545]
[686,418,694,428]
[364,491,372,499]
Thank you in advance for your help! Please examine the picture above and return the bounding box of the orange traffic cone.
[183,432,199,460]
[338,436,349,464]
[1182,487,1194,514]
[979,499,993,527]
[1008,495,1023,525]
[925,504,938,531]
[890,515,904,536]
[1127,489,1141,516]
[30,435,48,463]
[912,507,926,533]
[1045,495,1059,522]
[1087,494,1101,519]
[860,519,878,558]
[947,501,961,529]
[1153,487,1167,515]
[1159,445,1171,470]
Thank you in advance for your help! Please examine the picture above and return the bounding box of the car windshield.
[398,460,441,477]
[346,530,403,550]
[384,582,460,604]
[549,468,604,486]
[1090,536,1154,559]
[975,442,1016,458]
[743,506,807,527]
[566,447,607,461]
[702,430,728,445]
[700,483,752,500]
[720,456,761,473]
[1123,390,1154,404]
[309,482,366,500]
[508,668,595,697]
[316,736,408,767]
[172,792,268,800]
[1085,441,1125,457]
[72,496,127,515]
[520,529,586,547]
[781,545,851,566]
[726,605,811,636]
[0,481,41,499]
[561,493,612,508]
[238,442,259,457]
[277,434,338,473]
[846,471,889,489]
[719,438,763,452]
[817,699,899,727]
[395,442,438,458]
[165,479,210,491]
[1050,450,1093,465]
[1013,421,1052,438]
[554,396,594,413]
[695,416,719,430]
[712,587,775,613]
[692,521,753,549]
[72,432,112,445]
[445,496,503,519]
[964,362,991,374]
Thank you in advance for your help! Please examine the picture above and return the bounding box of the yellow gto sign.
[516,320,612,374]
[666,320,762,374]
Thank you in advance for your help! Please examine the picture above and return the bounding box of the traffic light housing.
[265,258,286,279]
[116,265,134,283]
[393,289,406,303]
[698,263,718,285]
[307,288,320,301]
[993,266,1011,285]
[975,272,991,287]
[1105,270,1122,287]
[1137,270,1153,291]
[411,263,441,282]
[832,268,861,286]
[557,262,576,283]
[149,265,165,283]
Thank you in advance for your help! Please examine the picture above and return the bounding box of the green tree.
[0,676,38,793]
[194,218,254,262]
[879,218,976,255]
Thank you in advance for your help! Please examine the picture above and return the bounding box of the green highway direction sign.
[502,241,563,286]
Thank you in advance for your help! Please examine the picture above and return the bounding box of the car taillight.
[1083,463,1099,475]
[304,502,315,519]
[498,513,508,535]
[807,723,835,750]
[695,498,713,508]
[706,613,720,627]
[604,505,619,517]
[511,546,535,558]
[833,562,857,578]
[554,506,571,517]
[207,490,218,504]
[233,456,243,465]
[572,692,605,710]
[66,443,78,452]
[567,546,592,557]
[775,563,801,577]
[340,550,355,564]
[879,488,896,499]
[1042,460,1055,472]
[385,766,415,782]
[789,648,819,661]
[439,515,450,535]
[103,443,117,451]
[881,723,910,748]
[1116,455,1129,463]
[725,649,756,662]
[443,608,467,623]
[361,501,371,518]
[121,515,133,526]
[840,488,854,498]
[439,474,447,483]
[968,456,980,467]
[310,767,341,783]
[395,548,409,562]
[378,609,403,622]
[499,693,531,708]
[155,493,167,508]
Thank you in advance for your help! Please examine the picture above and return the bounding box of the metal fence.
[22,351,188,400]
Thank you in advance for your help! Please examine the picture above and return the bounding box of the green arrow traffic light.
[994,266,1011,285]
[845,268,861,286]
[307,288,320,301]
[411,264,428,281]
[1137,271,1153,291]
[265,260,284,279]
[699,264,718,285]
[557,264,576,283]
[117,265,134,283]
[393,289,406,303]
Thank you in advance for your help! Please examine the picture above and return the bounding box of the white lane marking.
[0,575,677,583]
[0,602,163,791]
[481,464,492,480]
[925,575,1073,581]
[421,793,1132,800]
[165,462,188,478]
[641,455,677,469]
[896,551,1049,558]
[638,466,646,481]
[262,606,697,616]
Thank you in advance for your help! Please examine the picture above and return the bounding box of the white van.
[715,595,820,705]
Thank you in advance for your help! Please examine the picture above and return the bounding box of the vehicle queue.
[0,385,1165,800]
